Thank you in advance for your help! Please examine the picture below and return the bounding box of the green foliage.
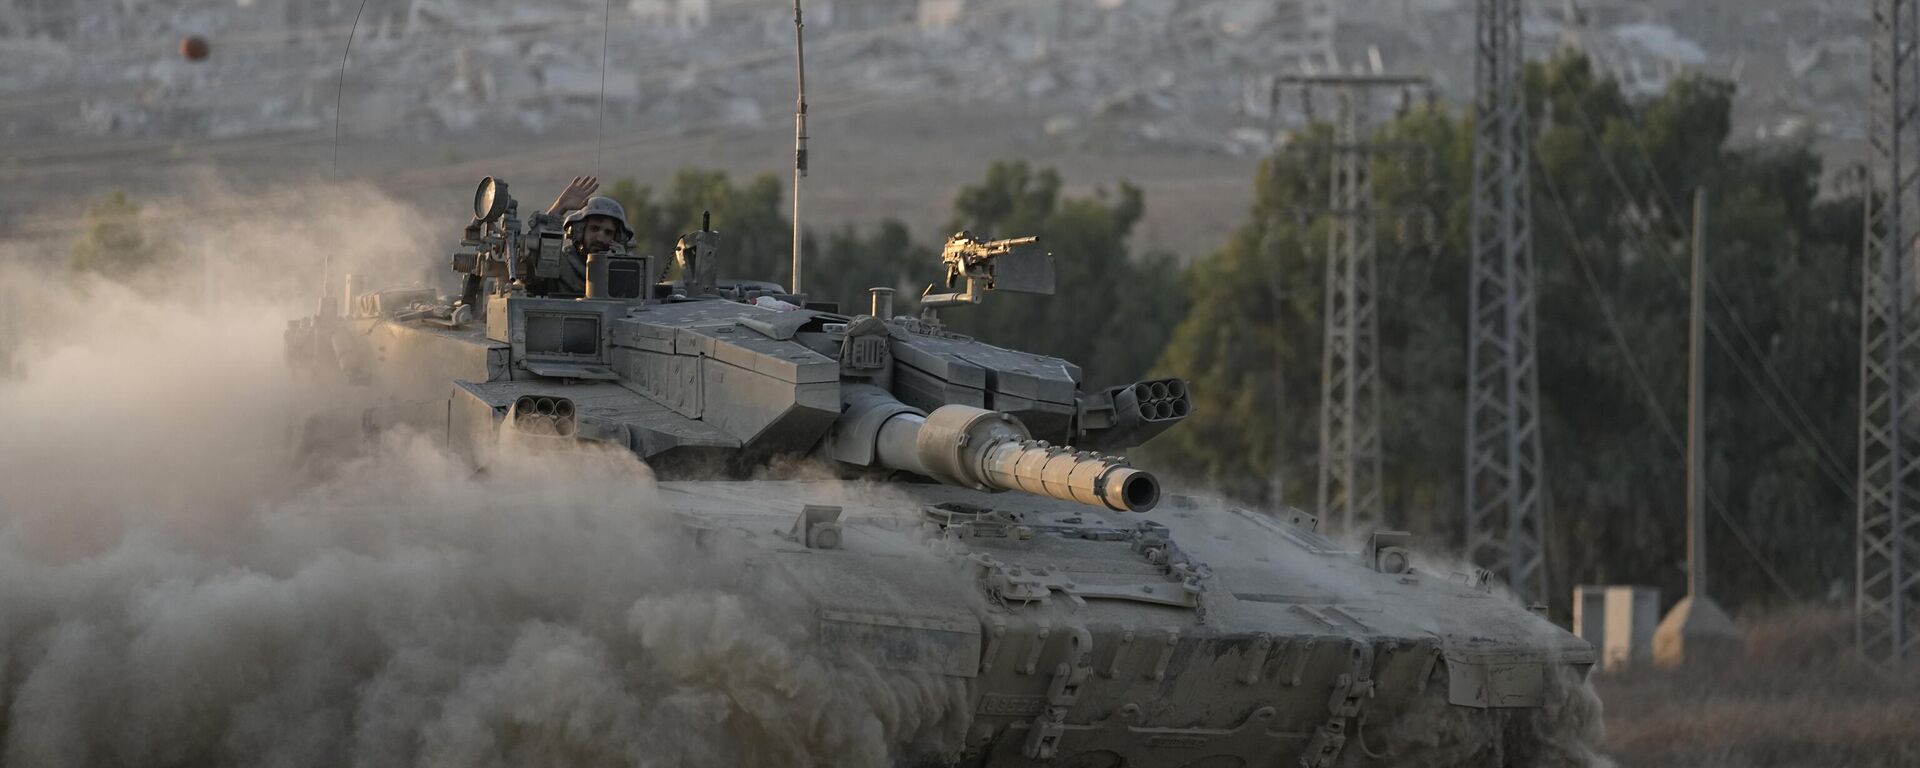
[603,163,1187,391]
[939,161,1186,388]
[1150,53,1860,609]
[69,190,173,276]
[603,171,792,283]
[805,220,930,314]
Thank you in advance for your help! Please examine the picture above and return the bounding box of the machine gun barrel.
[867,402,1160,512]
[945,235,1038,262]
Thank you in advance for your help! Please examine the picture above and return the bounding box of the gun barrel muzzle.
[875,404,1159,512]
[978,439,1161,512]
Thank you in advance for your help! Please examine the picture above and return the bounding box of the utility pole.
[1859,0,1920,666]
[1277,72,1426,534]
[1269,221,1293,507]
[1465,0,1547,605]
[1652,188,1739,668]
[790,0,809,296]
[1688,189,1710,606]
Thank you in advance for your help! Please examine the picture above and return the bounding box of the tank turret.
[298,177,1188,512]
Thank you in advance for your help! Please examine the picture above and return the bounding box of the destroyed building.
[0,0,1874,154]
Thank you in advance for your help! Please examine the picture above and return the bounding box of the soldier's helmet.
[562,196,633,242]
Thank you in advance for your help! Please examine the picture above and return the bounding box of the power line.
[1558,87,1856,497]
[332,0,370,180]
[1551,105,1859,500]
[1536,152,1806,604]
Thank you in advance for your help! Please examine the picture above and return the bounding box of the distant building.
[1276,0,1337,63]
[217,0,420,40]
[1201,0,1336,63]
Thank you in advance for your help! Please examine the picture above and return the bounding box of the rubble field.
[0,0,1871,257]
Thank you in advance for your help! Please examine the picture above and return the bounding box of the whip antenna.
[331,0,368,180]
[325,0,369,317]
[597,0,612,167]
[790,0,808,296]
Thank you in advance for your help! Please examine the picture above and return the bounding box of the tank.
[284,177,1599,767]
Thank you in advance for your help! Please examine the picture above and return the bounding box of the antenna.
[331,0,368,180]
[597,0,612,168]
[325,0,369,318]
[790,0,809,296]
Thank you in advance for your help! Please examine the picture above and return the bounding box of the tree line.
[598,161,1185,390]
[1150,55,1859,612]
[74,54,1859,612]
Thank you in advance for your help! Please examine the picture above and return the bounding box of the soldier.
[531,176,633,296]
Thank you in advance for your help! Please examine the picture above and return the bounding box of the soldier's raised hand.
[546,175,601,217]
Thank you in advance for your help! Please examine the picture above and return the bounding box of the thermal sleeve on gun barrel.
[884,404,1159,512]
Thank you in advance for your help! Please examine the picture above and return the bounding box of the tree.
[1149,54,1861,611]
[938,161,1187,389]
[806,219,930,315]
[603,171,792,284]
[605,163,1189,392]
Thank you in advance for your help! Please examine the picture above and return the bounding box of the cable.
[1599,98,1857,498]
[1559,91,1855,493]
[1553,104,1861,502]
[1537,149,1806,603]
[332,0,370,180]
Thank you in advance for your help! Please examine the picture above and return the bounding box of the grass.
[1593,605,1920,768]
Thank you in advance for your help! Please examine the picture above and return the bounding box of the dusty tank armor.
[286,178,1598,767]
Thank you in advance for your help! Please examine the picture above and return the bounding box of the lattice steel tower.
[1317,87,1384,535]
[1860,0,1920,666]
[1280,73,1424,533]
[1465,0,1547,604]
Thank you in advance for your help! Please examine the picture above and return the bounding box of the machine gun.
[919,230,1055,319]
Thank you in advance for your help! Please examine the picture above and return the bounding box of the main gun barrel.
[857,397,1159,512]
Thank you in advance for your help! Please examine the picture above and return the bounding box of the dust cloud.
[0,183,969,768]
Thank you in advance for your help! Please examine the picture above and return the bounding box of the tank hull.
[654,480,1597,767]
[294,273,1598,766]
